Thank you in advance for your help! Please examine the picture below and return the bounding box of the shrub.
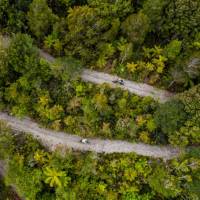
[28,0,57,40]
[154,99,187,135]
[148,167,182,198]
[164,40,182,60]
[121,12,149,46]
[7,33,39,75]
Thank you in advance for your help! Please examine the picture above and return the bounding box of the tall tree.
[121,12,150,46]
[28,0,57,40]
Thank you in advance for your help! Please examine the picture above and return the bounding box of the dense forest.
[0,32,199,146]
[0,0,200,199]
[0,122,200,199]
[1,0,200,90]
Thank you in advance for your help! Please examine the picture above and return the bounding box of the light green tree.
[43,167,67,188]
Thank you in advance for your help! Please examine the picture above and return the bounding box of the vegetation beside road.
[0,34,199,146]
[0,1,200,199]
[1,0,200,90]
[0,122,200,200]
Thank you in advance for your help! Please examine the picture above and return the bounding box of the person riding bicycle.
[112,79,124,85]
[80,138,89,144]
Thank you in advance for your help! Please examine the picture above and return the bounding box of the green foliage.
[142,0,166,30]
[121,12,149,46]
[0,121,14,159]
[7,33,39,75]
[1,130,199,199]
[126,46,168,84]
[1,32,199,147]
[1,0,199,90]
[64,5,120,63]
[170,120,200,146]
[171,85,200,146]
[154,99,187,135]
[1,34,52,117]
[148,167,182,198]
[48,0,77,17]
[185,56,200,80]
[43,167,68,187]
[122,192,154,200]
[52,57,83,81]
[0,36,9,88]
[44,33,63,55]
[28,0,57,40]
[0,177,20,200]
[0,0,32,32]
[87,0,133,18]
[117,38,133,64]
[161,0,200,41]
[0,0,9,28]
[96,43,116,68]
[0,2,200,199]
[6,158,43,199]
[178,84,200,124]
[1,34,159,143]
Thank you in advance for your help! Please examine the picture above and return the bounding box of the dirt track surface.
[39,50,173,103]
[0,112,182,160]
[82,69,173,102]
[0,160,5,177]
[1,36,173,102]
[0,36,180,160]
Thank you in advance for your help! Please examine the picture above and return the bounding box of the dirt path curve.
[1,36,173,102]
[1,36,181,160]
[82,70,173,102]
[0,112,182,160]
[39,50,173,103]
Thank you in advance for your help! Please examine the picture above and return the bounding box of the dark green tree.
[161,0,200,41]
[121,12,150,46]
[28,0,58,40]
[154,99,187,135]
[0,0,9,28]
[148,167,182,198]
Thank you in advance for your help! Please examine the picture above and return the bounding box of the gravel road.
[82,69,173,102]
[0,112,182,160]
[39,50,173,103]
[0,36,179,160]
[1,37,173,102]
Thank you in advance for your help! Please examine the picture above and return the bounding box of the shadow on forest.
[0,176,21,200]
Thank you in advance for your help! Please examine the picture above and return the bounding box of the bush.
[7,33,39,75]
[121,12,149,46]
[161,0,200,41]
[154,99,187,135]
[170,85,200,146]
[148,167,182,198]
[177,84,200,123]
[1,129,199,199]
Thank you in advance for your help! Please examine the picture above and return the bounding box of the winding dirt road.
[0,112,182,160]
[1,36,180,160]
[40,50,173,102]
[0,160,5,177]
[1,36,173,102]
[82,69,173,102]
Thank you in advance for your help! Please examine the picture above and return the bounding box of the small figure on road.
[80,138,89,144]
[118,79,124,85]
[112,79,124,85]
